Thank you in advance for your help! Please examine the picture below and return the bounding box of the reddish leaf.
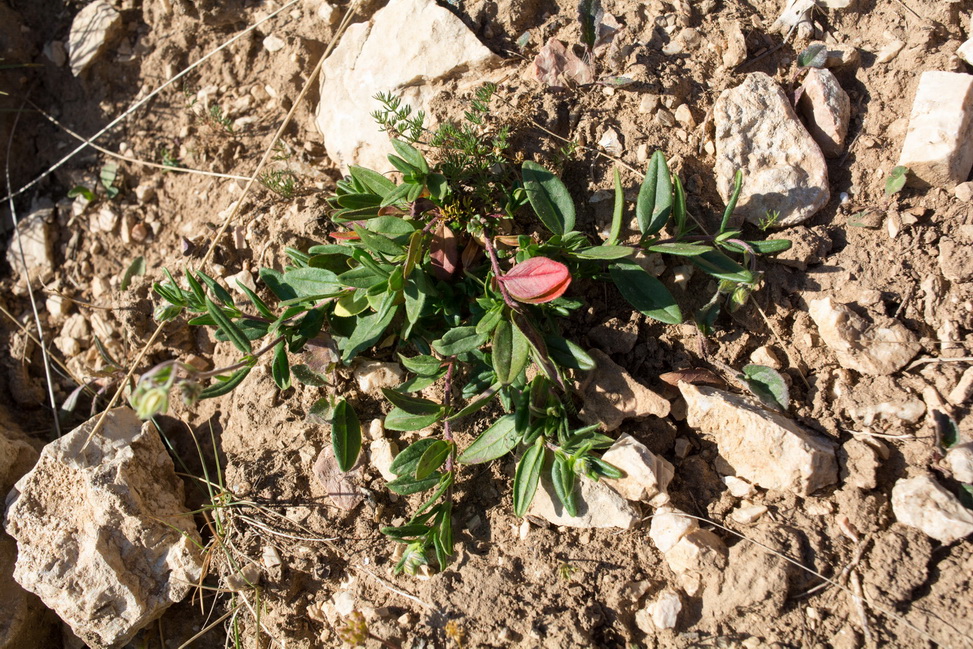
[499,256,571,304]
[658,369,726,389]
[330,231,360,241]
[430,222,458,281]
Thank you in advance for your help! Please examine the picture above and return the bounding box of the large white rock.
[679,383,838,496]
[68,0,123,76]
[891,475,973,543]
[3,408,204,648]
[898,71,973,188]
[603,434,673,505]
[946,442,973,484]
[713,72,829,227]
[314,0,499,172]
[808,297,920,375]
[578,349,670,432]
[798,68,851,158]
[528,473,638,529]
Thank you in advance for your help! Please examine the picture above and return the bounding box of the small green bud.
[154,304,183,322]
[133,387,169,419]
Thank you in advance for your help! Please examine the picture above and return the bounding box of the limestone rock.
[798,68,850,158]
[713,72,829,227]
[722,21,747,68]
[808,297,920,375]
[638,589,682,631]
[314,0,499,172]
[680,383,838,495]
[603,434,673,505]
[578,349,669,432]
[898,71,973,188]
[3,408,204,648]
[891,475,973,543]
[354,360,405,394]
[68,0,124,76]
[369,438,398,482]
[946,442,973,483]
[6,201,55,290]
[528,473,638,529]
[649,507,698,554]
[665,529,727,575]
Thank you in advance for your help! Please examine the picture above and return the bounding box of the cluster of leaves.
[139,88,790,575]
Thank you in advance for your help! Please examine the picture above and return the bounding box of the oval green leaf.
[415,440,451,480]
[457,415,519,464]
[332,399,362,473]
[513,442,546,517]
[522,160,575,235]
[609,260,682,324]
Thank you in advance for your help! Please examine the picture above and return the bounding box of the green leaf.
[404,270,431,337]
[609,260,682,324]
[391,139,429,174]
[390,439,439,476]
[608,166,624,246]
[100,162,119,198]
[447,383,501,420]
[282,267,343,298]
[349,165,396,197]
[292,364,329,386]
[797,43,828,68]
[672,174,687,236]
[475,305,503,337]
[196,271,235,306]
[522,160,576,235]
[720,170,744,232]
[552,454,578,517]
[271,340,291,390]
[885,165,909,196]
[543,334,595,370]
[691,249,754,283]
[259,268,299,301]
[332,399,362,472]
[205,297,253,353]
[381,387,442,415]
[385,406,443,431]
[458,414,519,464]
[120,256,146,290]
[636,151,672,236]
[381,523,432,541]
[415,441,451,480]
[403,230,425,279]
[513,441,546,517]
[578,0,602,49]
[387,472,443,495]
[235,280,274,319]
[399,354,443,376]
[67,185,95,201]
[741,364,790,411]
[199,366,252,399]
[432,326,487,357]
[353,226,405,257]
[339,297,398,362]
[721,239,792,255]
[337,266,387,289]
[645,242,710,256]
[574,245,635,260]
[492,320,529,385]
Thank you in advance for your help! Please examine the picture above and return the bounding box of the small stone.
[332,591,355,617]
[798,68,851,158]
[261,545,281,569]
[598,128,623,156]
[954,181,973,202]
[528,473,638,529]
[354,360,405,394]
[946,442,973,483]
[680,383,838,496]
[723,475,754,498]
[639,94,660,114]
[45,294,72,319]
[938,236,973,282]
[313,447,363,511]
[959,39,973,66]
[749,345,782,369]
[649,507,698,553]
[369,438,398,481]
[674,437,692,459]
[665,529,727,574]
[722,21,747,67]
[68,0,123,76]
[822,43,860,69]
[891,475,973,543]
[645,589,682,630]
[578,349,670,432]
[95,206,118,232]
[898,71,973,188]
[947,366,973,405]
[731,504,768,524]
[263,35,286,52]
[134,183,156,203]
[808,297,920,375]
[875,38,905,64]
[6,203,54,289]
[602,434,674,506]
[227,269,256,294]
[366,418,384,441]
[3,409,203,648]
[43,40,67,67]
[713,72,829,226]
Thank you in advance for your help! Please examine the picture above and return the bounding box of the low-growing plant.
[134,87,790,575]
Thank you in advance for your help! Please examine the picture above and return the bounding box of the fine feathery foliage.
[135,87,791,574]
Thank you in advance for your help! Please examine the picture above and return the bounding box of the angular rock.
[603,434,673,506]
[3,408,204,648]
[638,589,682,631]
[680,383,838,495]
[898,71,973,188]
[314,0,499,172]
[649,507,698,554]
[891,475,973,543]
[938,236,973,282]
[68,0,124,76]
[714,72,829,227]
[369,438,398,482]
[354,359,405,394]
[578,349,669,432]
[798,68,851,158]
[722,21,747,68]
[528,473,638,529]
[959,40,973,67]
[6,201,55,289]
[808,297,920,375]
[313,446,363,511]
[665,529,727,575]
[588,318,637,355]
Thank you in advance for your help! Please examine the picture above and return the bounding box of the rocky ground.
[2,0,973,648]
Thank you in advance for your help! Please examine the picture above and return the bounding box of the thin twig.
[354,565,437,611]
